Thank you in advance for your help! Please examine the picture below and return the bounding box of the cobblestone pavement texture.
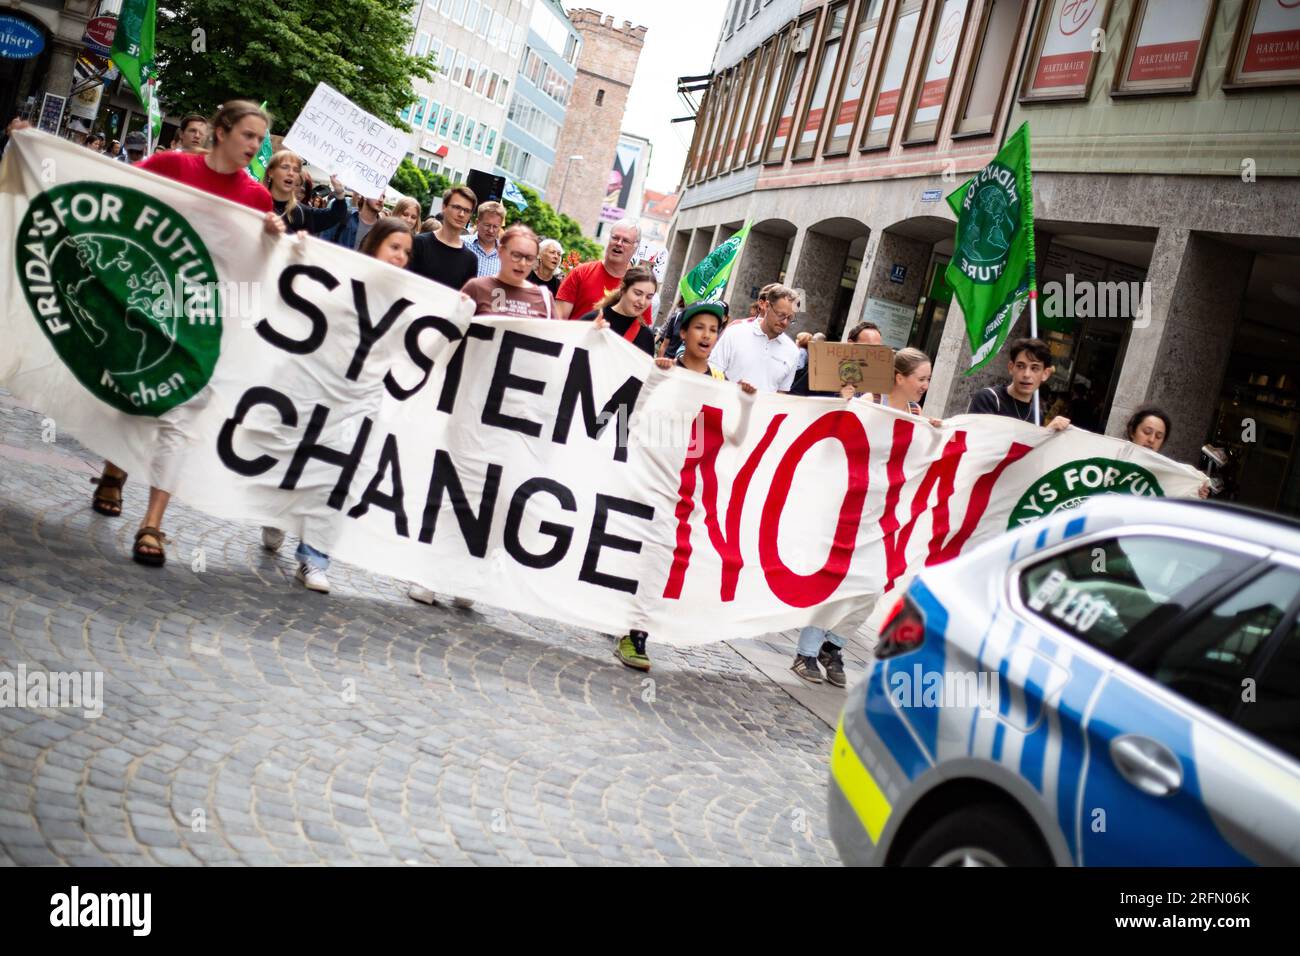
[0,393,839,865]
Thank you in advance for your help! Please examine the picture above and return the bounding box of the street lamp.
[556,154,583,214]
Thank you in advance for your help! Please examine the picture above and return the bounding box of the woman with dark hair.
[460,224,554,318]
[1125,405,1210,498]
[357,217,415,267]
[579,265,658,356]
[264,149,348,234]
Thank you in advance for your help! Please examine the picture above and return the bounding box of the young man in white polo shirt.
[711,284,800,392]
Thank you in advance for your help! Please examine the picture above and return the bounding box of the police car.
[828,496,1300,866]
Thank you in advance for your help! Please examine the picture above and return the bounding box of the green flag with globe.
[945,122,1036,374]
[679,220,752,305]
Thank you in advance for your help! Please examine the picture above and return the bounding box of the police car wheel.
[899,803,1052,867]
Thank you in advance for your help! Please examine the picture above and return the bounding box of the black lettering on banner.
[552,347,643,464]
[257,265,337,354]
[385,315,463,401]
[280,404,373,510]
[346,432,409,537]
[504,477,577,569]
[216,386,298,476]
[347,279,413,381]
[580,493,654,594]
[418,449,502,556]
[437,322,497,414]
[482,330,561,437]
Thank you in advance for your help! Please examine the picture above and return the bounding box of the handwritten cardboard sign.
[283,83,404,199]
[809,342,895,395]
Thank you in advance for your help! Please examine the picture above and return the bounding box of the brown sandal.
[91,472,127,517]
[132,527,167,567]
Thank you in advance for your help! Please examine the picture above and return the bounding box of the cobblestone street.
[0,392,839,865]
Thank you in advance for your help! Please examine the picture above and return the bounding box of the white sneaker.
[451,596,475,609]
[409,585,436,605]
[295,563,330,593]
[261,526,284,552]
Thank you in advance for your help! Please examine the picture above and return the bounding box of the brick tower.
[546,9,647,235]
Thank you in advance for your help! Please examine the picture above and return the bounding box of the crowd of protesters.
[4,100,1210,682]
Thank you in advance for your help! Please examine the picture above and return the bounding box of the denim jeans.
[296,541,330,571]
[798,625,844,657]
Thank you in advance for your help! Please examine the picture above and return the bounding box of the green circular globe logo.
[16,183,222,416]
[1008,457,1164,529]
[954,160,1021,284]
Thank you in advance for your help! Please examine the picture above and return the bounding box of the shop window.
[707,68,737,178]
[953,0,1027,137]
[824,0,884,156]
[463,118,476,147]
[413,98,428,126]
[439,107,453,137]
[749,31,790,165]
[734,42,773,169]
[427,100,441,130]
[451,113,464,142]
[903,0,973,144]
[1113,0,1218,97]
[765,15,819,164]
[725,53,759,169]
[715,63,750,175]
[1021,0,1113,102]
[794,2,850,160]
[861,0,921,150]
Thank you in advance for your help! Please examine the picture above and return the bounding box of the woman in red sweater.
[88,101,287,565]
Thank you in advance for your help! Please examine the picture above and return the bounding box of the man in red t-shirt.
[555,219,651,322]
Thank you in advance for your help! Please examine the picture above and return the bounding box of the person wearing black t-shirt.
[528,238,563,296]
[410,184,479,291]
[968,337,1071,431]
[578,264,658,358]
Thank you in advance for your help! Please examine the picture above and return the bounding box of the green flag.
[944,121,1036,374]
[247,101,273,181]
[679,220,752,305]
[109,0,157,113]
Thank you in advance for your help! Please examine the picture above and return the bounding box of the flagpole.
[1029,286,1041,426]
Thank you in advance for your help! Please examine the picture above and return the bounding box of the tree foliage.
[154,0,436,133]
[505,182,602,263]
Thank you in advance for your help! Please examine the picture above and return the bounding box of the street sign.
[921,188,942,202]
[83,16,118,56]
[890,263,907,284]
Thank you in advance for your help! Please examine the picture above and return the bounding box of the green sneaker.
[615,631,651,671]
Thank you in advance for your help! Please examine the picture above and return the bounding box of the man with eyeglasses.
[554,218,649,323]
[410,185,480,291]
[467,200,506,278]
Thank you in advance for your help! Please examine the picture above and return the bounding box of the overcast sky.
[563,0,728,195]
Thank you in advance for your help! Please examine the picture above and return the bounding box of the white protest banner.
[283,82,405,199]
[2,132,1208,647]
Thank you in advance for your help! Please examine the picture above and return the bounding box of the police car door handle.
[1110,735,1183,797]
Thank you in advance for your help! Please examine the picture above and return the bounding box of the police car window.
[1148,566,1300,725]
[1237,600,1300,763]
[1019,536,1252,655]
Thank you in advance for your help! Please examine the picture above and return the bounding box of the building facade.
[668,0,1300,517]
[545,8,647,233]
[494,0,580,199]
[2,0,100,132]
[402,0,531,183]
